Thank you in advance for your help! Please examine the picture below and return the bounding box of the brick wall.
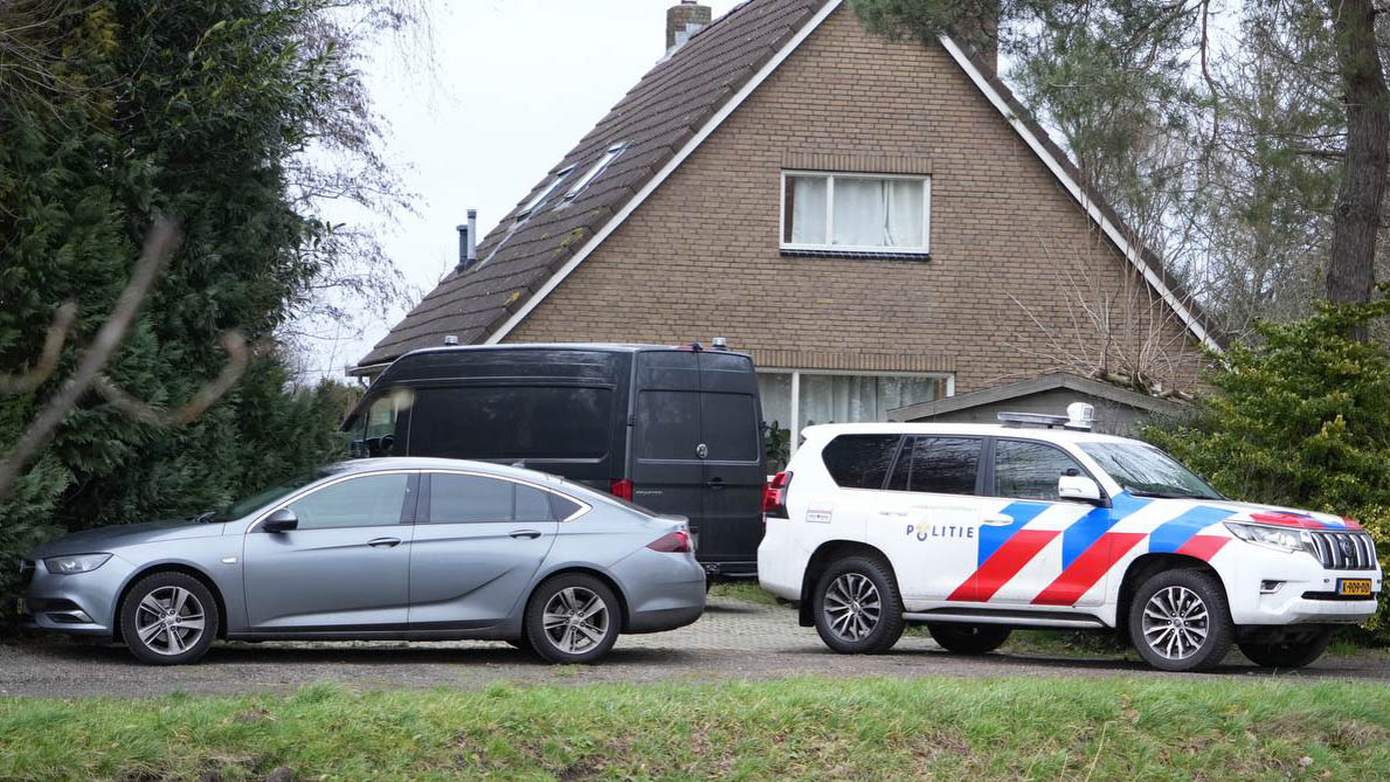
[506,6,1206,394]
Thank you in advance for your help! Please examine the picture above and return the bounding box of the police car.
[758,404,1382,672]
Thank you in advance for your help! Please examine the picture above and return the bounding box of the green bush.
[1145,294,1390,642]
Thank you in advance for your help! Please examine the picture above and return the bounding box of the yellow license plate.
[1338,579,1373,597]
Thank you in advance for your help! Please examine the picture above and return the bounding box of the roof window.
[516,165,575,218]
[564,144,627,202]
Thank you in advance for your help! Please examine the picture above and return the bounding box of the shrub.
[1145,294,1390,641]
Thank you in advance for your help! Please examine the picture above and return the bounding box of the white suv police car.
[758,405,1382,672]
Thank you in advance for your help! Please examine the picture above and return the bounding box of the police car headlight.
[1224,522,1308,554]
[43,553,112,575]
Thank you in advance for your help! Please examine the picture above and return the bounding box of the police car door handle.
[981,514,1015,526]
[878,510,908,517]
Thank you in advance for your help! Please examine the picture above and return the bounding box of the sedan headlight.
[43,553,112,575]
[1224,522,1309,554]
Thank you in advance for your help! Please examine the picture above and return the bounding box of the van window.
[635,390,701,460]
[701,393,760,461]
[409,386,611,460]
[993,440,1085,501]
[427,473,556,523]
[822,434,901,489]
[888,437,981,495]
[352,389,413,457]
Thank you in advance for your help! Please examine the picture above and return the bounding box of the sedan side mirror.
[262,508,299,533]
[1058,474,1104,505]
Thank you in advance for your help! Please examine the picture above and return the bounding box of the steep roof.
[356,0,1220,373]
[356,0,830,370]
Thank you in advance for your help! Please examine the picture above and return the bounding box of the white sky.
[311,0,743,379]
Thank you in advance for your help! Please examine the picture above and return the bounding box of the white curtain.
[831,178,924,248]
[797,374,944,431]
[788,176,828,244]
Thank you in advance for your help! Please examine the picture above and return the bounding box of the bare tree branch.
[0,219,181,499]
[0,301,76,394]
[92,332,250,427]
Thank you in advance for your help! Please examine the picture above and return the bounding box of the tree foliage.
[1145,295,1390,637]
[0,0,412,620]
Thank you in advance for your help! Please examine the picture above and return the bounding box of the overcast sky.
[310,0,743,379]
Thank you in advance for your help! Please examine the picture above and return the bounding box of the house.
[354,0,1216,452]
[888,372,1191,436]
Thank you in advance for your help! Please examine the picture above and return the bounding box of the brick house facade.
[357,0,1215,443]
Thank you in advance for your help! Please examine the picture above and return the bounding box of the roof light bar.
[998,402,1094,431]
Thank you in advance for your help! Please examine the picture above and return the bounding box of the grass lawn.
[3,677,1388,781]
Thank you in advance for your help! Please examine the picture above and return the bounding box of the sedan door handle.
[509,529,543,540]
[367,537,402,548]
[981,514,1015,527]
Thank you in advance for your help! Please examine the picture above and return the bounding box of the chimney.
[454,209,478,273]
[665,1,711,54]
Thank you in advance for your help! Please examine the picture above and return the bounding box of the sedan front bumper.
[21,556,136,638]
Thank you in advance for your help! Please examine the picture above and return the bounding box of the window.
[1079,442,1222,500]
[517,166,575,218]
[888,437,981,495]
[408,386,612,461]
[635,390,701,460]
[700,393,760,462]
[286,474,410,530]
[351,388,414,458]
[822,434,901,489]
[993,440,1086,501]
[782,172,930,253]
[565,144,626,202]
[427,473,557,524]
[756,371,950,456]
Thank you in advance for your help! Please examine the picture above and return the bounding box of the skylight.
[564,144,627,202]
[516,165,575,218]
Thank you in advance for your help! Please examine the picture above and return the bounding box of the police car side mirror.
[1058,475,1104,505]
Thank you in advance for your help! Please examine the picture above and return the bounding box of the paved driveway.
[3,596,1387,698]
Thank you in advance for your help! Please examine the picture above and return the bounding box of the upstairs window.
[564,144,627,202]
[781,172,930,254]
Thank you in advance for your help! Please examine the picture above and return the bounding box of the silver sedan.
[21,458,705,665]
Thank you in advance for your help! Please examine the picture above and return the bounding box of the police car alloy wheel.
[814,556,905,654]
[927,623,1012,655]
[1129,569,1233,672]
[1237,627,1334,669]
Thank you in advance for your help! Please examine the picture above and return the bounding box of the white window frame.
[779,170,932,255]
[757,368,955,455]
[516,165,575,218]
[563,143,628,203]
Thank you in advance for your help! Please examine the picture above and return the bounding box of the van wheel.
[927,623,1011,655]
[525,574,620,664]
[1238,627,1333,669]
[120,572,219,666]
[1129,569,1233,672]
[813,556,904,654]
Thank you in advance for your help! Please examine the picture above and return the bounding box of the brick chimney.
[666,1,711,54]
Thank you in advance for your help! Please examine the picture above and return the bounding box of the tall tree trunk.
[1327,0,1388,331]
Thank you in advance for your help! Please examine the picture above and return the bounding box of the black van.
[344,343,767,578]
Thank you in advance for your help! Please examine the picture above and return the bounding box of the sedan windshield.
[210,468,336,521]
[1078,442,1224,501]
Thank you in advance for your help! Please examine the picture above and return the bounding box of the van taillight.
[647,530,692,553]
[763,471,792,518]
[610,479,634,501]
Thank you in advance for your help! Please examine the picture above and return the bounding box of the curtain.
[788,176,827,244]
[797,374,944,431]
[831,178,924,248]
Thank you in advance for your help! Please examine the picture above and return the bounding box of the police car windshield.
[1079,442,1224,501]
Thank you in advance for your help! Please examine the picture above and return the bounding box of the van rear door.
[696,352,765,575]
[629,352,706,535]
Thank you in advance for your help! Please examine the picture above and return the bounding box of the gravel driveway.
[3,596,1388,698]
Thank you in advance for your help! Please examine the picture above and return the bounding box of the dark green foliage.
[1145,296,1390,639]
[0,1,373,625]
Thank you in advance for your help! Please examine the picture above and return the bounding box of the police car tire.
[1129,569,1234,672]
[1237,627,1333,669]
[926,623,1011,655]
[813,556,905,654]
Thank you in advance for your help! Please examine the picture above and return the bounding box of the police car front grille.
[1306,531,1376,570]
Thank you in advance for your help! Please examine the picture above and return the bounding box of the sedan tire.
[1238,627,1333,669]
[525,574,621,664]
[927,623,1011,655]
[120,572,219,666]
